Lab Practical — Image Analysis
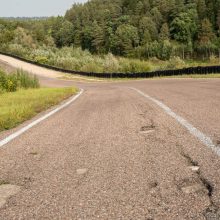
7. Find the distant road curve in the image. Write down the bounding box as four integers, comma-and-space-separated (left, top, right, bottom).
0, 54, 61, 78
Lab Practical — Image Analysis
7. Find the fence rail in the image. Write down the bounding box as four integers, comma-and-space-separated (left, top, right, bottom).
1, 51, 220, 78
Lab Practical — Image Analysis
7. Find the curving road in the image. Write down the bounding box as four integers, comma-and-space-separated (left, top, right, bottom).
0, 54, 220, 219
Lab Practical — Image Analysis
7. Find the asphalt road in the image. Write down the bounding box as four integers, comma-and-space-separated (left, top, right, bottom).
0, 55, 220, 219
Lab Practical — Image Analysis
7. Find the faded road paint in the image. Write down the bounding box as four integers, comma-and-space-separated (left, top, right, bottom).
131, 87, 220, 156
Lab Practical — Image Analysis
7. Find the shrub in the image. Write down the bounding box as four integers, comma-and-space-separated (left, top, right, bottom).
7, 43, 30, 57
209, 55, 220, 64
16, 69, 40, 89
119, 58, 152, 73
165, 56, 186, 69
80, 62, 103, 73
34, 56, 48, 64
0, 69, 39, 93
0, 70, 17, 92
103, 53, 119, 73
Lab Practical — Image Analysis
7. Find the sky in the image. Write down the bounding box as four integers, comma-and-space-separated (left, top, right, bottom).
0, 0, 88, 17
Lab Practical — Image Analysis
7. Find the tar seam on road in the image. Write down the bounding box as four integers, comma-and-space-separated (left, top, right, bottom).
131, 87, 220, 156
0, 89, 84, 148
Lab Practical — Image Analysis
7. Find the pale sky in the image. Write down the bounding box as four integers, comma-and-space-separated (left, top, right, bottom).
0, 0, 88, 17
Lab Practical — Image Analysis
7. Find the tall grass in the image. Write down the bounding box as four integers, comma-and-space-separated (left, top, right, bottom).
3, 45, 158, 73
0, 69, 39, 93
0, 87, 77, 131
3, 43, 220, 74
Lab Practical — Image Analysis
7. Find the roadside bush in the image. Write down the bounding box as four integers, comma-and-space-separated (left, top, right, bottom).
34, 56, 48, 64
209, 55, 220, 64
119, 58, 152, 73
0, 69, 39, 93
0, 70, 17, 92
165, 56, 186, 69
7, 43, 30, 58
103, 53, 119, 73
80, 62, 104, 73
16, 69, 40, 89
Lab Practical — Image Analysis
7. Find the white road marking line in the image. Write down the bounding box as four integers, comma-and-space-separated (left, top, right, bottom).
0, 89, 84, 148
131, 87, 220, 156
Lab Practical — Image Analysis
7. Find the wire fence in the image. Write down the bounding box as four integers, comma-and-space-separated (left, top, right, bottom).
1, 51, 220, 78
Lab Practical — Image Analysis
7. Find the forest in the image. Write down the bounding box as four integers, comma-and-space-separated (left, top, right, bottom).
0, 0, 220, 73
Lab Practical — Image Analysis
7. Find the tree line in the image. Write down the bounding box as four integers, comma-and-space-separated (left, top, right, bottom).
0, 0, 220, 61
64, 0, 220, 60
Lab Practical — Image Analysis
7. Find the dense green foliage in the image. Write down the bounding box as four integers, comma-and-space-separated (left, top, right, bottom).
65, 0, 220, 59
0, 69, 39, 92
0, 0, 220, 73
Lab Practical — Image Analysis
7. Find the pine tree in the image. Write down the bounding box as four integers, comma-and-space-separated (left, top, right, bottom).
92, 21, 105, 53
198, 18, 215, 45
197, 0, 207, 20
217, 9, 220, 30
159, 23, 170, 41
151, 7, 163, 29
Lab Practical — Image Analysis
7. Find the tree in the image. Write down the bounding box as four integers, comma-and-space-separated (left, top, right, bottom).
198, 18, 215, 45
170, 10, 198, 44
217, 9, 220, 30
135, 1, 144, 15
151, 7, 163, 29
197, 0, 207, 20
91, 21, 105, 53
198, 18, 216, 57
139, 17, 158, 42
159, 23, 170, 41
51, 17, 74, 47
114, 24, 139, 56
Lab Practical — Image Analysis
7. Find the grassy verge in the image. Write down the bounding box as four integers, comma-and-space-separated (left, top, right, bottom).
0, 87, 78, 131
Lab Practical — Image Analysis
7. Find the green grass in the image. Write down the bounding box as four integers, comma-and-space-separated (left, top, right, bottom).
0, 69, 39, 92
0, 87, 78, 131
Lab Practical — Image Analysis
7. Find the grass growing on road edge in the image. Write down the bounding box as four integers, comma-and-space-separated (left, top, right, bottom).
0, 69, 39, 93
0, 87, 78, 131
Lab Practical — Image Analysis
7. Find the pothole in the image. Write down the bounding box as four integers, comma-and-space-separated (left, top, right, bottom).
0, 184, 21, 208
149, 181, 158, 189
140, 125, 155, 134
181, 183, 206, 194
204, 205, 220, 220
182, 153, 198, 166
180, 153, 219, 219
179, 178, 208, 195
200, 178, 213, 197
29, 152, 38, 156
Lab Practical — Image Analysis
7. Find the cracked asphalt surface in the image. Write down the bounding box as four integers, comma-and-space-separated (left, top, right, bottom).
0, 55, 220, 219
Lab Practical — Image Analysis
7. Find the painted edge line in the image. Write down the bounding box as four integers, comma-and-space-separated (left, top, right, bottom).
0, 89, 84, 148
131, 87, 220, 156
